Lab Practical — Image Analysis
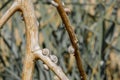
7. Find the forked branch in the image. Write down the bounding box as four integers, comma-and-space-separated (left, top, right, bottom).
0, 1, 20, 29
0, 0, 69, 80
33, 49, 69, 80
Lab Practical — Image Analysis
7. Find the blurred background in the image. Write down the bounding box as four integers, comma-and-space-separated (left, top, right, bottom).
0, 0, 120, 80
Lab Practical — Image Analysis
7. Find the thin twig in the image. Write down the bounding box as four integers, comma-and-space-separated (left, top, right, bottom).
53, 0, 87, 80
0, 1, 19, 29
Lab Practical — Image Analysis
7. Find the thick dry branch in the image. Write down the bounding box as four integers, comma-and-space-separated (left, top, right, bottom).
33, 50, 69, 80
53, 0, 87, 80
0, 1, 19, 29
20, 0, 68, 80
20, 0, 40, 80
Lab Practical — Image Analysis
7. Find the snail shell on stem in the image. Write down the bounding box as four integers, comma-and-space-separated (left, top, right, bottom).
42, 48, 50, 56
50, 55, 58, 64
68, 45, 75, 54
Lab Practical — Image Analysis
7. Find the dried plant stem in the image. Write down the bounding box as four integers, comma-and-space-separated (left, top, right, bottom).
53, 0, 87, 80
0, 0, 69, 80
17, 0, 40, 79
0, 1, 19, 29
34, 50, 69, 80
